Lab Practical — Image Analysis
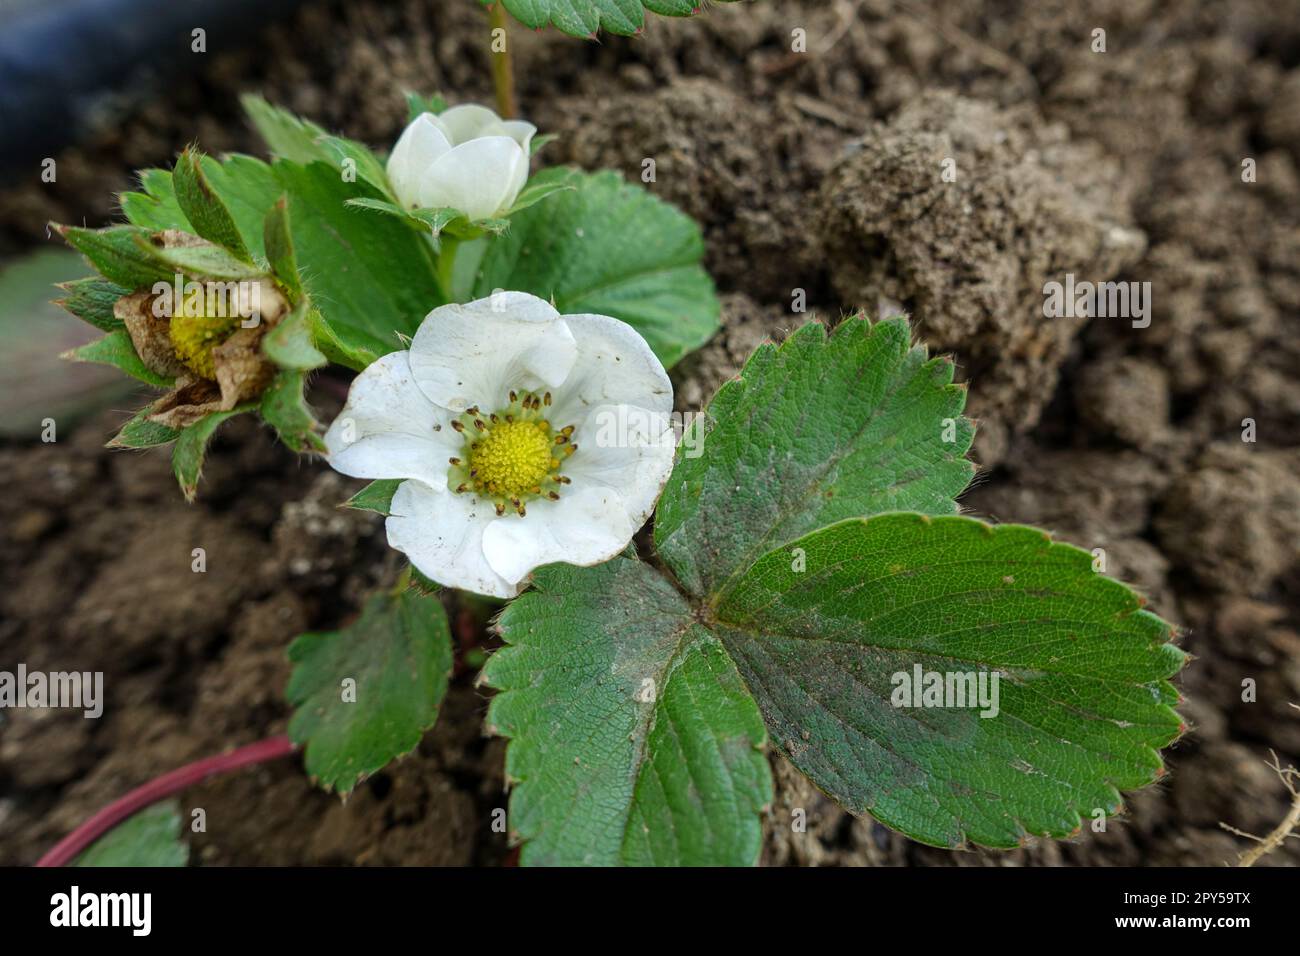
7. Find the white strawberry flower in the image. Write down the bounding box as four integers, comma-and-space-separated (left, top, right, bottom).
386, 105, 536, 221
325, 292, 676, 598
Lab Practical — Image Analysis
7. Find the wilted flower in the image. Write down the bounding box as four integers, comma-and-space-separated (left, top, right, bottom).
113, 233, 288, 429
386, 105, 536, 221
324, 292, 675, 598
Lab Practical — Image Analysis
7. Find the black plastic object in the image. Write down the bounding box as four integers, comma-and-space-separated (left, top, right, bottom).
0, 0, 308, 177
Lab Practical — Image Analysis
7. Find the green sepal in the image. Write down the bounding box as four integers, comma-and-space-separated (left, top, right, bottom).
107, 403, 181, 449
172, 407, 250, 501
62, 330, 172, 387
405, 91, 448, 122
54, 223, 174, 289
262, 196, 304, 301
54, 277, 130, 332
344, 478, 402, 516
130, 233, 264, 282
259, 368, 325, 453
172, 147, 253, 261
262, 300, 327, 370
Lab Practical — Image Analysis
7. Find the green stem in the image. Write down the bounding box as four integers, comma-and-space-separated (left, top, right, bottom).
488, 4, 518, 119
434, 235, 461, 302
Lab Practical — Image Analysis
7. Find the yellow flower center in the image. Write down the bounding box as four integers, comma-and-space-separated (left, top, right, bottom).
446, 390, 577, 516
469, 420, 553, 497
168, 290, 241, 380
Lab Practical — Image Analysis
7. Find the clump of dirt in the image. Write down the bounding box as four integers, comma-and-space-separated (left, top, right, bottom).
2, 0, 1299, 867
817, 91, 1146, 467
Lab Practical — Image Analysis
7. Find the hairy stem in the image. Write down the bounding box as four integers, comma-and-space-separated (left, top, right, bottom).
488, 3, 517, 119
36, 735, 296, 867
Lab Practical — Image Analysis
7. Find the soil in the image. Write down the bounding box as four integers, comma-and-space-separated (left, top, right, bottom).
2, 0, 1298, 866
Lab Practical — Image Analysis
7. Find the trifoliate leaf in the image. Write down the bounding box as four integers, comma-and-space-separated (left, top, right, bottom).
343, 478, 403, 516
286, 588, 453, 794
655, 316, 975, 597
173, 148, 252, 261
54, 277, 129, 332
107, 403, 181, 449
172, 408, 248, 501
473, 168, 719, 367
485, 555, 771, 866
709, 514, 1185, 849
74, 801, 188, 867
62, 330, 173, 387
485, 0, 738, 37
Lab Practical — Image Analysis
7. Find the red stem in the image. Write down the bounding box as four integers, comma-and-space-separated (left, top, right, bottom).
35, 734, 296, 867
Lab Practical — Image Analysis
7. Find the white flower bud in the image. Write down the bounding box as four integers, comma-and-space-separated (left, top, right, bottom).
386, 105, 536, 221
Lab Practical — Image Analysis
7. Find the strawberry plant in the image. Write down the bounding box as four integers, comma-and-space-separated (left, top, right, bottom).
37, 9, 1184, 869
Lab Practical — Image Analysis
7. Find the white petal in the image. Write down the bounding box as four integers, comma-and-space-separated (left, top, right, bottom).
324, 351, 459, 488
386, 114, 452, 210
501, 119, 537, 153
567, 403, 676, 525
433, 104, 507, 145
547, 312, 674, 425
417, 137, 524, 220
480, 485, 635, 587
502, 145, 531, 212
386, 480, 517, 598
408, 293, 577, 412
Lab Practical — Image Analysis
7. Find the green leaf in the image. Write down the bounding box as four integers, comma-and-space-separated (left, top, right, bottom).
262, 196, 304, 301
405, 91, 448, 122
173, 149, 252, 260
62, 330, 172, 387
107, 404, 181, 449
287, 589, 453, 794
272, 161, 444, 366
655, 316, 975, 598
260, 369, 324, 453
485, 555, 771, 866
344, 478, 403, 515
55, 277, 129, 332
262, 301, 327, 370
172, 408, 247, 501
473, 168, 719, 367
241, 94, 333, 165
55, 224, 174, 289
74, 801, 188, 867
709, 514, 1185, 849
485, 0, 737, 37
